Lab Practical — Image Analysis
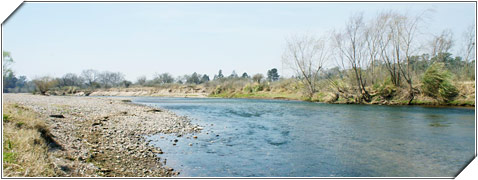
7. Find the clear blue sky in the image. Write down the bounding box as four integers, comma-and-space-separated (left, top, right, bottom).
2, 2, 476, 81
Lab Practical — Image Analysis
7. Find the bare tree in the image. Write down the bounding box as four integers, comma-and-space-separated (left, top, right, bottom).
252, 73, 264, 84
333, 13, 371, 102
377, 11, 423, 104
153, 73, 174, 84
59, 73, 83, 87
33, 76, 58, 95
462, 23, 476, 63
396, 12, 423, 104
364, 15, 386, 85
430, 29, 454, 60
461, 23, 476, 80
282, 33, 329, 98
97, 71, 124, 88
110, 72, 125, 87
81, 69, 99, 87
136, 76, 147, 86
376, 12, 402, 86
97, 72, 111, 88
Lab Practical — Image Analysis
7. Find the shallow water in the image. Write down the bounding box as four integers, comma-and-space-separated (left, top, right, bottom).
133, 97, 475, 177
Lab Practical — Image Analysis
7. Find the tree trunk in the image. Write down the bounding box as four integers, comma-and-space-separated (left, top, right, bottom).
406, 81, 415, 105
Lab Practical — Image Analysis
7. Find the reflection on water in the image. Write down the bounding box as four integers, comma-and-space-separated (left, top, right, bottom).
134, 97, 475, 177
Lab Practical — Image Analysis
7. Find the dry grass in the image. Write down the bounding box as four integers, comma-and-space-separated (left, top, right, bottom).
455, 81, 475, 98
2, 103, 56, 177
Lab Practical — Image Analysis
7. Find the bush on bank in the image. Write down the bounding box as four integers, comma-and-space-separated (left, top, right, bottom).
422, 63, 458, 102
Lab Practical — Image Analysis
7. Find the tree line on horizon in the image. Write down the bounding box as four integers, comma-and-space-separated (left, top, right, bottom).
2, 54, 281, 94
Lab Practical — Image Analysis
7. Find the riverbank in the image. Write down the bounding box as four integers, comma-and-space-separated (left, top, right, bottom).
3, 93, 201, 177
88, 87, 209, 97
201, 90, 475, 107
210, 92, 475, 106
83, 89, 475, 107
54, 80, 474, 107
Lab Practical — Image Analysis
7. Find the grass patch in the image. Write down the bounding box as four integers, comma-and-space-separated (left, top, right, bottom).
448, 100, 475, 106
3, 114, 11, 122
409, 99, 434, 105
3, 140, 16, 163
2, 103, 56, 177
15, 122, 25, 128
3, 152, 16, 163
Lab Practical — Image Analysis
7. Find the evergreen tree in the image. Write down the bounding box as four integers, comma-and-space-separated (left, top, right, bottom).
214, 70, 224, 80
187, 72, 201, 84
241, 72, 249, 79
229, 70, 239, 79
201, 74, 210, 83
267, 68, 280, 81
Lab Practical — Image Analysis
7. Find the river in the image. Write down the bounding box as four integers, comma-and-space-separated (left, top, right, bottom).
133, 97, 475, 177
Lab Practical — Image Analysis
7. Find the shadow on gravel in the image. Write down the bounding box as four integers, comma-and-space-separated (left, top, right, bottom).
35, 124, 63, 151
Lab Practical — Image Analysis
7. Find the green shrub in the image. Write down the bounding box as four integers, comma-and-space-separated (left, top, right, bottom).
253, 83, 264, 92
243, 84, 253, 93
16, 122, 25, 128
422, 62, 458, 101
372, 83, 381, 91
438, 81, 458, 100
213, 85, 223, 95
264, 83, 271, 91
33, 76, 58, 95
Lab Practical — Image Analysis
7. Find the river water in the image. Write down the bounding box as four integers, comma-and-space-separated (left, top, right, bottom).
133, 97, 475, 177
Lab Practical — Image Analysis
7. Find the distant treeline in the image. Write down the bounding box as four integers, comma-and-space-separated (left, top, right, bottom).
2, 53, 281, 95
2, 10, 475, 105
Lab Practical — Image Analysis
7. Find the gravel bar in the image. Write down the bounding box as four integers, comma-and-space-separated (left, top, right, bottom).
3, 93, 200, 177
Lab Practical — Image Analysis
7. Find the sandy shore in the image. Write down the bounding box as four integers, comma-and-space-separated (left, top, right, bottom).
88, 87, 209, 97
3, 93, 200, 177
